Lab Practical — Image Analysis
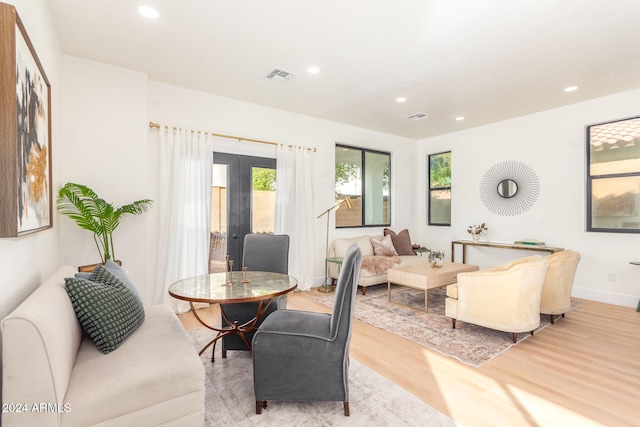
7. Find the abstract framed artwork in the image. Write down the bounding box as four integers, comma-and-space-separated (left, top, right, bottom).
0, 4, 52, 237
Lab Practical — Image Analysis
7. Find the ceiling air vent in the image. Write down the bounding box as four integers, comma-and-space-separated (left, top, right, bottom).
266, 68, 296, 82
406, 113, 431, 120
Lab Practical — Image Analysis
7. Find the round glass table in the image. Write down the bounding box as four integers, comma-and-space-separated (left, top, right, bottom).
169, 271, 298, 361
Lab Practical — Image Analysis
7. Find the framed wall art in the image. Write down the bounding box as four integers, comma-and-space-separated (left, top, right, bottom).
0, 3, 52, 237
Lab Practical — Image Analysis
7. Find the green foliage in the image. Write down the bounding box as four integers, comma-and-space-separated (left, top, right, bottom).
335, 162, 360, 187
57, 183, 153, 263
383, 166, 390, 190
252, 168, 276, 191
430, 152, 451, 189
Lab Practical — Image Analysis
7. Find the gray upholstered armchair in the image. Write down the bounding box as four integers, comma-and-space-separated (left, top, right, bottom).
220, 234, 289, 357
252, 243, 362, 416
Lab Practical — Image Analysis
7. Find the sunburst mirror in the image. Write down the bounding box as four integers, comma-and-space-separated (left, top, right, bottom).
480, 161, 539, 216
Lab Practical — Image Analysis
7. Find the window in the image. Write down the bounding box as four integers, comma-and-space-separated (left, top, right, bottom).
428, 151, 451, 226
335, 144, 390, 227
587, 116, 640, 233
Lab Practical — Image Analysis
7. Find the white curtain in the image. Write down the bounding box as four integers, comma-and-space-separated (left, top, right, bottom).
275, 144, 316, 291
153, 125, 213, 313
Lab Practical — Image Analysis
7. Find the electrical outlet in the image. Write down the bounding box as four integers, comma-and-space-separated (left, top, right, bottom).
608, 273, 616, 282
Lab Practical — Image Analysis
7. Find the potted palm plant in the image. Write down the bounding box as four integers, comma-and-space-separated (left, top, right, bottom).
57, 182, 153, 268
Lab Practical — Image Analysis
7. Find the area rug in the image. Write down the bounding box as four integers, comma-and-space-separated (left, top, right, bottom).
315, 285, 584, 368
189, 328, 459, 427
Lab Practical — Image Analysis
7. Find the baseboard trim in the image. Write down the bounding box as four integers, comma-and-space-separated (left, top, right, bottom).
572, 286, 638, 309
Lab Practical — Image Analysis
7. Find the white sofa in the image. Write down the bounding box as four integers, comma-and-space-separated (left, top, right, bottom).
329, 235, 430, 295
1, 266, 205, 427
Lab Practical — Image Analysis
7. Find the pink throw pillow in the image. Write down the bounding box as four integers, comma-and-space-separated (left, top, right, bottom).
371, 235, 398, 256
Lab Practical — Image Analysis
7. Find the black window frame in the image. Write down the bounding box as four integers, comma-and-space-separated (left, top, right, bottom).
586, 115, 640, 233
428, 151, 452, 226
335, 144, 391, 228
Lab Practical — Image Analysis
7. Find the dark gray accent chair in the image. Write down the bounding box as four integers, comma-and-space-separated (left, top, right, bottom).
252, 243, 362, 416
220, 234, 289, 357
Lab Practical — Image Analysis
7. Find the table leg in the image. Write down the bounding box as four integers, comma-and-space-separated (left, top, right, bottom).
189, 299, 273, 362
424, 289, 428, 312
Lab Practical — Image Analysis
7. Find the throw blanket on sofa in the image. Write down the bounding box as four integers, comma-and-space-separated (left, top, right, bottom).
361, 255, 401, 275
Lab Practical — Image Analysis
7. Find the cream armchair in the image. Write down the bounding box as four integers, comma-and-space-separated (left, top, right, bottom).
540, 250, 581, 324
445, 255, 550, 343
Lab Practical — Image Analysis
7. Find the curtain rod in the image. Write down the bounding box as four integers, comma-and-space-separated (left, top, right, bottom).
149, 121, 316, 152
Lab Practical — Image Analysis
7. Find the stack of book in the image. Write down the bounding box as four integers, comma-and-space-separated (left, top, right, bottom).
514, 239, 545, 246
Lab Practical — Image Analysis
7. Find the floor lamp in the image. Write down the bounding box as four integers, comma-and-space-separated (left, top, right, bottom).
317, 196, 353, 293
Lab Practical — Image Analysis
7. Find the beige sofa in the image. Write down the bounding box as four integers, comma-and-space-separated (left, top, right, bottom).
1, 266, 205, 426
329, 235, 429, 295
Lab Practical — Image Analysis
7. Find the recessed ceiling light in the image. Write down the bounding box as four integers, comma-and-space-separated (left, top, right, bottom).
396, 97, 407, 103
564, 86, 579, 92
455, 116, 465, 121
307, 67, 320, 74
138, 5, 160, 19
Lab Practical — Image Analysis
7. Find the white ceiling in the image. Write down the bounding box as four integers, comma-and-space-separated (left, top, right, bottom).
48, 0, 640, 140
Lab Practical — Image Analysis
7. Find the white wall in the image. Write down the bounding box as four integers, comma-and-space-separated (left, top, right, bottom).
0, 0, 62, 405
147, 81, 418, 289
0, 0, 62, 322
59, 59, 640, 307
60, 56, 151, 299
57, 64, 417, 300
416, 89, 640, 308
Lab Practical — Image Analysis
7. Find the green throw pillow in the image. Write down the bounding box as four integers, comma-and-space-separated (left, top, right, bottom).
74, 261, 143, 301
65, 274, 145, 354
88, 264, 125, 287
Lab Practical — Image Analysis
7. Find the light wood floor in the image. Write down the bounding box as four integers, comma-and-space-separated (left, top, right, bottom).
178, 288, 640, 427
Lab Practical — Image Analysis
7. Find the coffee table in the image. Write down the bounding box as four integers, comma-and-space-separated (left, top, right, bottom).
387, 261, 479, 312
169, 271, 297, 361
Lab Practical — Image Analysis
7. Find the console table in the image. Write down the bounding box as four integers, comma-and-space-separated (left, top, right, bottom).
451, 240, 564, 263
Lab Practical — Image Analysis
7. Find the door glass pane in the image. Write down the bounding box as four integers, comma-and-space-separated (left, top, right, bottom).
335, 146, 363, 227
251, 167, 276, 234
210, 164, 228, 273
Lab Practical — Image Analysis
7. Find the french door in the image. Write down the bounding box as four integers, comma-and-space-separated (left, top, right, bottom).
210, 153, 276, 272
